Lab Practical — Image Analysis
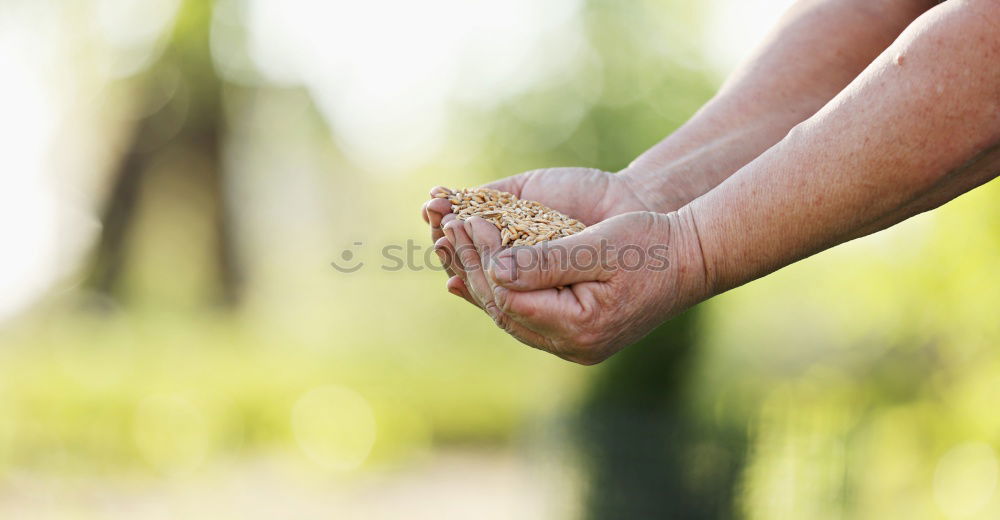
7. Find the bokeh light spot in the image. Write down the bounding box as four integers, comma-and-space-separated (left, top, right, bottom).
933, 442, 998, 518
133, 394, 210, 476
292, 385, 377, 472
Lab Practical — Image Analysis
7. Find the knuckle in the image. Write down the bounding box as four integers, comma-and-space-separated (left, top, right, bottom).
438, 253, 457, 272
510, 298, 535, 320
636, 210, 659, 229
576, 300, 598, 326
543, 244, 565, 267
573, 302, 609, 339
443, 220, 462, 233
522, 168, 549, 180
538, 248, 565, 284
595, 281, 629, 316
488, 306, 516, 334
458, 247, 480, 268
493, 287, 512, 313
500, 291, 533, 319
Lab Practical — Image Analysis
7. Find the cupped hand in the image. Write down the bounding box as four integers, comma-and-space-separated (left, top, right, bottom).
464, 209, 710, 365
420, 167, 655, 305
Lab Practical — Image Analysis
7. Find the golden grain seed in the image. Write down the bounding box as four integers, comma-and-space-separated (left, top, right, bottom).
443, 187, 586, 248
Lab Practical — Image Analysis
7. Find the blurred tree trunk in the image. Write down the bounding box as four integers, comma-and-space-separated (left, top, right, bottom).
576, 309, 747, 519
85, 0, 240, 306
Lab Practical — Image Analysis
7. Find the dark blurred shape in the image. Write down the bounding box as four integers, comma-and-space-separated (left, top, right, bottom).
557, 2, 746, 516
576, 309, 746, 519
86, 0, 241, 306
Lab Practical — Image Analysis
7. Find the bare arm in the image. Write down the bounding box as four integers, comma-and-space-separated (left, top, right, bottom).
843, 142, 1000, 241
623, 0, 939, 211
467, 0, 998, 365
688, 0, 1000, 296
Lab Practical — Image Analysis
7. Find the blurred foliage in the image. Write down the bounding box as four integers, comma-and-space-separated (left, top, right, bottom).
0, 306, 580, 473
700, 178, 1000, 519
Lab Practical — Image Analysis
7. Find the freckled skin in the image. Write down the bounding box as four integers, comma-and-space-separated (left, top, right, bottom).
423, 0, 1000, 364
693, 0, 1000, 295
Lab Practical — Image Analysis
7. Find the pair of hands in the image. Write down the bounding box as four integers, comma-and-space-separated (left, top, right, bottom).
420, 168, 708, 364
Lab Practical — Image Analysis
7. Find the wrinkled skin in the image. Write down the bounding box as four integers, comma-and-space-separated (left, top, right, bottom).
420, 168, 705, 364
419, 167, 659, 304
466, 211, 707, 365
415, 1, 1000, 365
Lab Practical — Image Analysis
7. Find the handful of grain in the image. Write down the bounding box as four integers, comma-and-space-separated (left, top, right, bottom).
434, 187, 586, 247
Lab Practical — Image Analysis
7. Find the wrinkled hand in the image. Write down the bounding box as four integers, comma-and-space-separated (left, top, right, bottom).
464, 210, 708, 364
419, 167, 653, 304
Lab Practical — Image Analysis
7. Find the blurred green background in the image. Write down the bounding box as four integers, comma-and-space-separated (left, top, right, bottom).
0, 0, 997, 518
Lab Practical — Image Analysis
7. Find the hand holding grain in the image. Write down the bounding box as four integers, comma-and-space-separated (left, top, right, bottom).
420, 167, 656, 304
466, 209, 709, 365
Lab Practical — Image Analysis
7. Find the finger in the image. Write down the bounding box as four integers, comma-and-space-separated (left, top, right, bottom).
493, 284, 615, 365
490, 293, 596, 364
465, 216, 503, 292
426, 197, 452, 234
446, 275, 476, 305
442, 219, 470, 287
445, 217, 565, 355
492, 283, 587, 333
488, 231, 615, 291
440, 214, 461, 277
491, 308, 567, 360
449, 216, 582, 360
426, 197, 452, 221
427, 186, 453, 236
429, 186, 452, 198
445, 236, 565, 355
481, 175, 525, 197
434, 236, 459, 278
446, 218, 495, 311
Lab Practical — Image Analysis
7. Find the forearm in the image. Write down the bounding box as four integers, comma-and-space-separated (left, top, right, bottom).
843, 142, 1000, 241
623, 0, 937, 211
688, 0, 1000, 296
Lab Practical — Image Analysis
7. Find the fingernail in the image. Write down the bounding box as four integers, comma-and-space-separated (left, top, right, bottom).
465, 221, 475, 241
434, 247, 448, 266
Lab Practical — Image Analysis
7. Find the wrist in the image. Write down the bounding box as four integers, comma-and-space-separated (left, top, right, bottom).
619, 165, 704, 214
621, 112, 805, 214
620, 129, 750, 213
661, 207, 715, 313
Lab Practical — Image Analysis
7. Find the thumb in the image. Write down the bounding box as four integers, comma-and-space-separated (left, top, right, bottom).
488, 231, 614, 290
481, 175, 525, 198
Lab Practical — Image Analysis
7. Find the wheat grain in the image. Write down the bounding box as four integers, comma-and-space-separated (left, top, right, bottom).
436, 187, 586, 247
